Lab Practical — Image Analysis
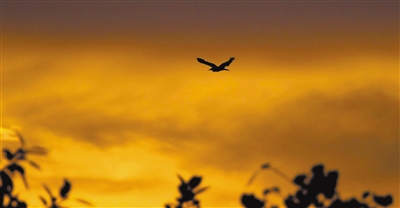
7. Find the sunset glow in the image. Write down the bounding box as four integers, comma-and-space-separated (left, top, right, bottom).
2, 1, 399, 208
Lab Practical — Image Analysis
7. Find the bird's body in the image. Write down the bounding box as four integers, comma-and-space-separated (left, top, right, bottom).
197, 57, 235, 72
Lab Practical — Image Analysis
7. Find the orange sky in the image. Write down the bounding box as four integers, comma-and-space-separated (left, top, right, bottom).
1, 1, 399, 208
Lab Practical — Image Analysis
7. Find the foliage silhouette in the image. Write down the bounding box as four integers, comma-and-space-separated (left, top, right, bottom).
1, 128, 92, 208
242, 163, 394, 208
1, 129, 47, 208
39, 179, 92, 208
165, 175, 209, 208
2, 128, 394, 208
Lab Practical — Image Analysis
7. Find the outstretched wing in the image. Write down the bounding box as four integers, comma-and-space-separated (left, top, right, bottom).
197, 58, 217, 68
218, 57, 235, 68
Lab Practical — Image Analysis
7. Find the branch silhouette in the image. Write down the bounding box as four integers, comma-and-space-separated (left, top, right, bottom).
1, 128, 92, 208
2, 128, 393, 208
241, 163, 394, 208
165, 175, 209, 208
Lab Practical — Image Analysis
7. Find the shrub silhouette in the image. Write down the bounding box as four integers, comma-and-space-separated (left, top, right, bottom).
39, 179, 92, 208
3, 128, 393, 208
1, 128, 92, 208
1, 129, 47, 208
165, 175, 209, 208
242, 163, 394, 208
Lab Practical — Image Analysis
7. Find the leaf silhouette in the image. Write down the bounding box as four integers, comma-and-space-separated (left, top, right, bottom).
241, 194, 265, 208
179, 189, 195, 202
28, 160, 41, 170
323, 171, 338, 199
1, 171, 13, 194
293, 174, 307, 187
43, 184, 53, 197
76, 198, 93, 206
7, 163, 29, 188
261, 163, 270, 169
15, 148, 26, 160
188, 176, 202, 189
21, 175, 29, 189
194, 186, 209, 195
3, 149, 14, 160
362, 191, 370, 199
272, 186, 280, 193
373, 194, 393, 206
60, 179, 71, 199
13, 129, 26, 147
39, 195, 47, 205
193, 199, 199, 206
178, 183, 189, 195
8, 163, 24, 174
263, 189, 271, 195
28, 146, 49, 156
177, 174, 186, 185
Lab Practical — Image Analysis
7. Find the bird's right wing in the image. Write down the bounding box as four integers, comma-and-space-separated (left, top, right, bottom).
197, 58, 217, 68
219, 57, 235, 68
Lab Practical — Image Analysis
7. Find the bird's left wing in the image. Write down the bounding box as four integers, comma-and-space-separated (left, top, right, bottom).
219, 57, 235, 68
197, 58, 217, 68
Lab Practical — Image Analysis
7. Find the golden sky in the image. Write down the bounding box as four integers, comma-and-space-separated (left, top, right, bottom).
1, 1, 399, 207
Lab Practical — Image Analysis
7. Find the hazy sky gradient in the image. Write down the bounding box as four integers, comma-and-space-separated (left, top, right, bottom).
2, 1, 399, 207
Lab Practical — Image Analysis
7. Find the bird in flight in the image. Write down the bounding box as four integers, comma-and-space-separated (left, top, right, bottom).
197, 57, 235, 72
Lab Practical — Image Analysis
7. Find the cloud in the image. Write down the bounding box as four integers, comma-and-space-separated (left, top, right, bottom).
2, 2, 398, 206
187, 87, 399, 170
2, 27, 398, 207
165, 87, 398, 206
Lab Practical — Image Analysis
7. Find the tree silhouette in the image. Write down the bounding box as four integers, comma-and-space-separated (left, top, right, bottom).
1, 128, 92, 208
242, 163, 394, 208
39, 179, 93, 208
1, 129, 47, 208
165, 175, 209, 208
3, 128, 394, 208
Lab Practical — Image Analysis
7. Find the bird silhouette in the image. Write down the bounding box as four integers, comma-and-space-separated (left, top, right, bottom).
197, 57, 235, 72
